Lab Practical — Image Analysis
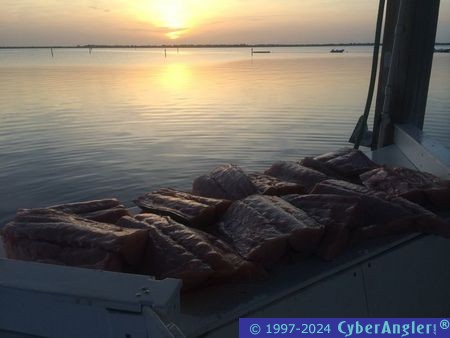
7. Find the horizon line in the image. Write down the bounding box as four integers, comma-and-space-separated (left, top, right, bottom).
1, 42, 449, 49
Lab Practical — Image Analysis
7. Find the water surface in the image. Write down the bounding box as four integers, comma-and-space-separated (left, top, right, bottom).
0, 46, 449, 223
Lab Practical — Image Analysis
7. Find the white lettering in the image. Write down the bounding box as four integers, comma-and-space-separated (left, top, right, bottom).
338, 321, 348, 337
355, 321, 364, 335
392, 324, 401, 334
402, 324, 410, 337
382, 321, 392, 334
374, 323, 381, 334
416, 324, 424, 334
346, 323, 354, 337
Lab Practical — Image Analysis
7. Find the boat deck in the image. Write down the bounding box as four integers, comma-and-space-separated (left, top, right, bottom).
1, 142, 449, 338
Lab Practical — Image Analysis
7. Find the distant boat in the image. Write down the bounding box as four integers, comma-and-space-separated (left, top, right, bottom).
330, 48, 345, 53
434, 48, 450, 53
251, 48, 271, 54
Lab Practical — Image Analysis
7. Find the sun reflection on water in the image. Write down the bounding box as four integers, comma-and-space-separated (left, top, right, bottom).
157, 63, 193, 90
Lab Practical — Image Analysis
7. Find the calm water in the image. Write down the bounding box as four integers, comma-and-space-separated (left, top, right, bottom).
0, 46, 449, 223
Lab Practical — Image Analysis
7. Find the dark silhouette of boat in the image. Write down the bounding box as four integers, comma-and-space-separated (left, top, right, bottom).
330, 48, 345, 53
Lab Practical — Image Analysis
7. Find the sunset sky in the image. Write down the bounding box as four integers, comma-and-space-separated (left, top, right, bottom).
1, 0, 449, 46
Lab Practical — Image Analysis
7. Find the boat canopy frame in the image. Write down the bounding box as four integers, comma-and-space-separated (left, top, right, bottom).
372, 0, 441, 148
366, 0, 449, 179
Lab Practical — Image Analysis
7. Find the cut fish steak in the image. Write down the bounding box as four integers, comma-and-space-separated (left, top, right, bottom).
360, 166, 450, 210
134, 188, 231, 228
283, 194, 363, 260
311, 179, 450, 240
118, 213, 265, 290
299, 157, 345, 180
1, 208, 148, 270
248, 173, 305, 196
217, 195, 325, 267
192, 164, 258, 200
308, 148, 379, 179
264, 161, 328, 192
49, 199, 131, 224
3, 237, 123, 271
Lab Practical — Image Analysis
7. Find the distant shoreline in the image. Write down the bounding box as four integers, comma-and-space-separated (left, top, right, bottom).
1, 42, 449, 49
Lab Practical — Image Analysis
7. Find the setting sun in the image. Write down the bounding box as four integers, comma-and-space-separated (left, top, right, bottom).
158, 1, 186, 29
153, 0, 188, 39
127, 0, 233, 41
132, 0, 200, 40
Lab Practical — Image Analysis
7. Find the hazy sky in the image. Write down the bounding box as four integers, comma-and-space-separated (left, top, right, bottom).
1, 0, 449, 46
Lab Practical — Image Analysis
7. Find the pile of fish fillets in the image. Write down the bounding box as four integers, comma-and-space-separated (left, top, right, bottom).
2, 148, 449, 290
